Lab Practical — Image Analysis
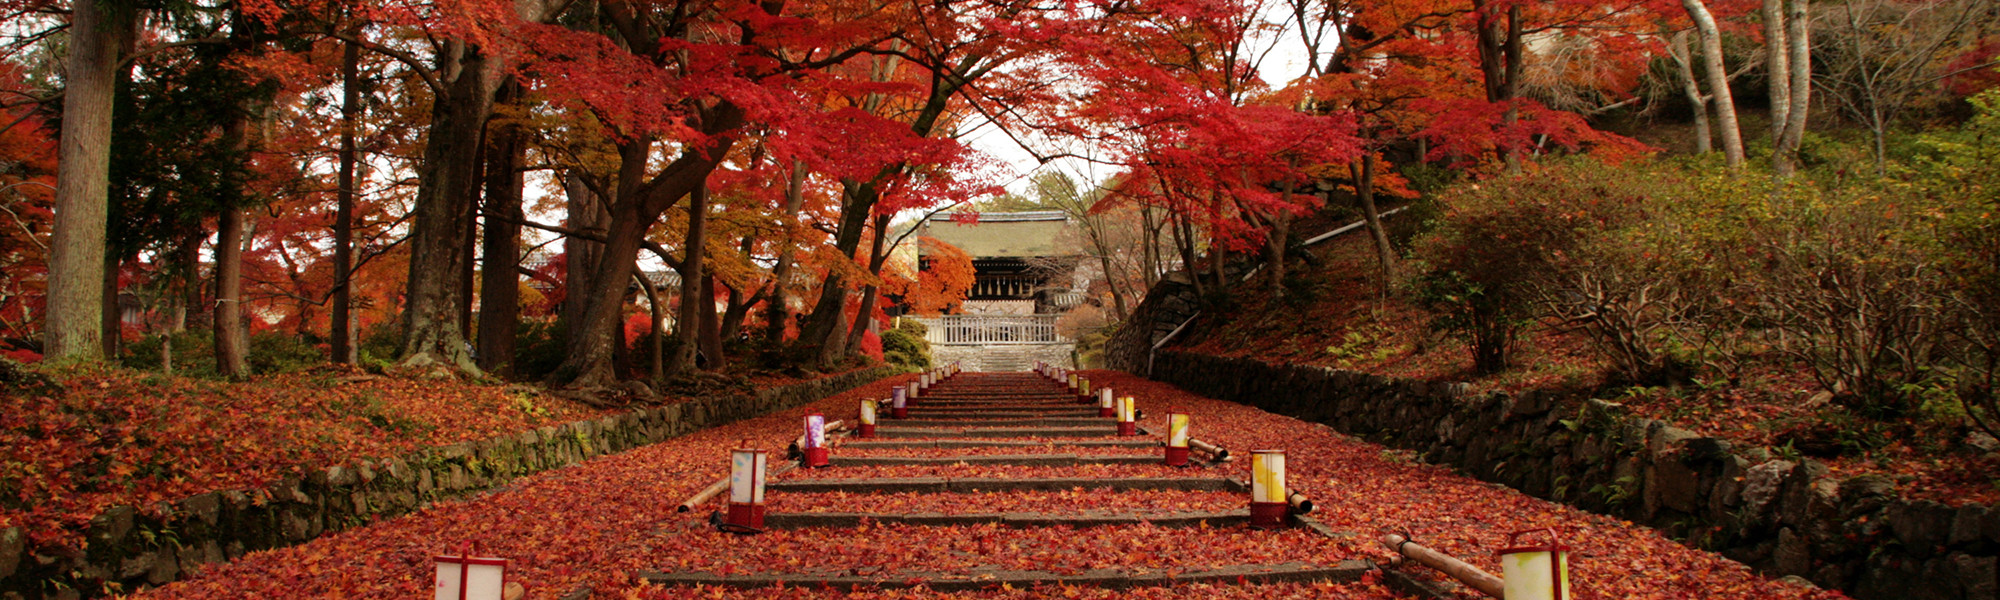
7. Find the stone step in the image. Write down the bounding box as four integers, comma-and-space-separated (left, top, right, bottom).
762, 509, 1249, 529
905, 408, 1100, 418
767, 476, 1242, 494
890, 418, 1112, 428
874, 426, 1126, 439
828, 454, 1161, 467
641, 561, 1372, 591
841, 439, 1159, 450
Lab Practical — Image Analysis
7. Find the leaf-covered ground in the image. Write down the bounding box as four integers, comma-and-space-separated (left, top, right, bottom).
0, 365, 866, 551
1178, 232, 2000, 507
126, 370, 1844, 599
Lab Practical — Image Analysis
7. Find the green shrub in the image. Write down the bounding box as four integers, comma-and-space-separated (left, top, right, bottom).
357, 320, 402, 372
248, 331, 326, 375
882, 319, 931, 371
121, 330, 220, 379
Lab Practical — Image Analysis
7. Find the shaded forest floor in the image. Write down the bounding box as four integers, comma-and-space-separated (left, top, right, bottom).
124, 370, 1841, 599
1173, 230, 2000, 507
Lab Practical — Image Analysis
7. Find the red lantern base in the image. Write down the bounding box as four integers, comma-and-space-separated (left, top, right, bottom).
726, 502, 766, 530
892, 407, 908, 419
1117, 421, 1137, 436
1077, 394, 1091, 404
858, 424, 876, 438
1249, 501, 1290, 529
802, 447, 829, 468
1164, 446, 1190, 467
1099, 406, 1115, 418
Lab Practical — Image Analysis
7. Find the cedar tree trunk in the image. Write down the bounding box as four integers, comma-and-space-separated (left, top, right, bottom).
46, 0, 132, 361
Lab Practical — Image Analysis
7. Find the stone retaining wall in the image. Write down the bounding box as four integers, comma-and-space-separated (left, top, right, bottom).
1147, 351, 1997, 600
0, 366, 894, 600
1102, 274, 1198, 375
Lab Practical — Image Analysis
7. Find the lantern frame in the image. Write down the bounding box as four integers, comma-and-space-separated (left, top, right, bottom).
1249, 449, 1288, 529
725, 448, 768, 531
800, 412, 829, 468
1164, 411, 1191, 466
1498, 528, 1572, 600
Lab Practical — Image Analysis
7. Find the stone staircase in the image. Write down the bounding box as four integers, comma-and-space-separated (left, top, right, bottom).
647, 372, 1372, 593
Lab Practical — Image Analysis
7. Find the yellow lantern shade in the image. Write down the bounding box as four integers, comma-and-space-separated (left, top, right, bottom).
1249, 449, 1288, 528
1163, 411, 1191, 466
1499, 529, 1572, 600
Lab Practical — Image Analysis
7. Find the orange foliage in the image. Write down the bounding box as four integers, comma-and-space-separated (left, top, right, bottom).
891, 237, 975, 316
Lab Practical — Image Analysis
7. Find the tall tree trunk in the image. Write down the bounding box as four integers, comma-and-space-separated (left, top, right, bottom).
637, 272, 664, 381
720, 236, 755, 340
332, 34, 360, 364
1474, 0, 1525, 172
476, 79, 524, 376
457, 161, 479, 341
215, 206, 248, 378
397, 42, 503, 375
561, 172, 604, 329
545, 103, 742, 388
801, 181, 880, 368
698, 275, 723, 369
1266, 181, 1293, 301
1774, 0, 1811, 176
1502, 5, 1524, 173
1683, 0, 1746, 168
845, 214, 891, 353
1140, 205, 1162, 289
1669, 31, 1715, 154
763, 160, 807, 343
665, 184, 710, 378
1170, 210, 1203, 298
1355, 152, 1398, 295
47, 0, 132, 362
1764, 0, 1791, 144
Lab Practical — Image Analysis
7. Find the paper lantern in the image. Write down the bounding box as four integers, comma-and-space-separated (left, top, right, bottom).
1116, 396, 1138, 436
726, 448, 767, 530
1250, 449, 1287, 529
1500, 529, 1572, 600
800, 413, 829, 468
1098, 388, 1115, 418
891, 387, 909, 419
859, 400, 878, 438
433, 551, 509, 600
1164, 411, 1191, 467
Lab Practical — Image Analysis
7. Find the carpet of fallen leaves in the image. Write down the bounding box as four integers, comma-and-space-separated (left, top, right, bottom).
125, 370, 1846, 600
1179, 232, 2000, 508
0, 367, 611, 549
831, 446, 1156, 458
0, 365, 872, 551
776, 463, 1192, 480
769, 489, 1243, 515
633, 520, 1355, 577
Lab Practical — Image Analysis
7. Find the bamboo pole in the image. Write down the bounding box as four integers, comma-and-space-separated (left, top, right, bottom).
1286, 490, 1315, 514
1189, 439, 1230, 461
676, 462, 799, 512
1380, 534, 1503, 598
